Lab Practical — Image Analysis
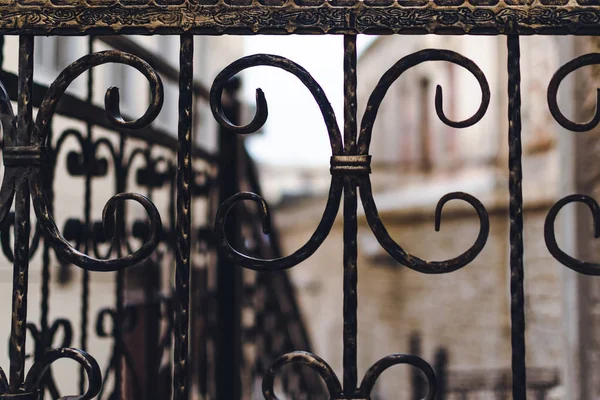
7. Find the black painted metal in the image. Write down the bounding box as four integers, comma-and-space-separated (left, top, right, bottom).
216, 79, 243, 400
0, 0, 596, 399
173, 33, 193, 400
507, 33, 526, 400
212, 37, 495, 400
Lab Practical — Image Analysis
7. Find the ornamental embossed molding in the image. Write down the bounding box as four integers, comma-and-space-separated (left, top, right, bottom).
1, 1, 600, 35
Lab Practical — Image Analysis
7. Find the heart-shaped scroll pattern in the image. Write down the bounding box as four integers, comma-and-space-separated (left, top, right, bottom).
262, 351, 436, 400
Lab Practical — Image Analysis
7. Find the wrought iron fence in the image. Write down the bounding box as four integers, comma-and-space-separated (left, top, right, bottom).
0, 33, 318, 399
0, 0, 596, 399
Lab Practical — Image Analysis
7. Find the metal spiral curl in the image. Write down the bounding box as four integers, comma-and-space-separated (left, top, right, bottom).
14, 50, 165, 272
352, 49, 490, 273
210, 50, 487, 398
360, 185, 490, 274
23, 348, 101, 400
210, 54, 343, 154
544, 194, 600, 275
262, 351, 436, 400
545, 57, 600, 273
31, 188, 162, 272
548, 53, 600, 132
357, 49, 491, 154
262, 351, 342, 400
33, 50, 164, 144
214, 185, 342, 271
212, 51, 491, 273
212, 54, 346, 272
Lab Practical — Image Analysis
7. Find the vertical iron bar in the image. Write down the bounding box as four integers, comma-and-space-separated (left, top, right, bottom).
0, 35, 4, 70
434, 348, 448, 400
80, 35, 94, 394
507, 34, 526, 400
342, 34, 358, 396
216, 80, 242, 400
410, 333, 426, 400
9, 35, 34, 393
115, 268, 124, 399
343, 34, 357, 154
115, 135, 126, 399
174, 33, 194, 400
38, 243, 50, 400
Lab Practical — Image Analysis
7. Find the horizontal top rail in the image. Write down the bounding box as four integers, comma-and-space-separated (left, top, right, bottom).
0, 1, 599, 35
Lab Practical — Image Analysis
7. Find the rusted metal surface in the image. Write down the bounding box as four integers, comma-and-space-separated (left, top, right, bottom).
173, 33, 193, 400
507, 33, 526, 400
0, 1, 600, 35
342, 34, 358, 398
9, 35, 34, 394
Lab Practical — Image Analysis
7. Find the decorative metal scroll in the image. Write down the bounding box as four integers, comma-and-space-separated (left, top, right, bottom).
0, 37, 163, 399
0, 0, 599, 397
0, 30, 323, 399
210, 35, 600, 400
544, 54, 600, 275
213, 39, 492, 399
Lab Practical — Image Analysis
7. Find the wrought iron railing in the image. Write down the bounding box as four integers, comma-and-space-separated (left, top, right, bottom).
0, 34, 316, 399
0, 0, 596, 399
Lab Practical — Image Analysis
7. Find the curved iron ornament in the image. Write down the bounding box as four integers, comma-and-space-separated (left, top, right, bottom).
0, 347, 101, 400
262, 351, 436, 400
358, 49, 490, 273
212, 54, 344, 272
29, 50, 164, 272
548, 53, 600, 132
0, 49, 165, 397
545, 195, 600, 275
213, 49, 491, 398
53, 128, 171, 262
0, 50, 163, 272
24, 348, 102, 400
213, 50, 490, 274
545, 54, 600, 275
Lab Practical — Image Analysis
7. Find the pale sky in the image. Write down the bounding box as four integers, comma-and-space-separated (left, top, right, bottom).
242, 36, 376, 167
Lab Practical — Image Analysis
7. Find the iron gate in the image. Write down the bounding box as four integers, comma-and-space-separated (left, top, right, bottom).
0, 0, 596, 399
